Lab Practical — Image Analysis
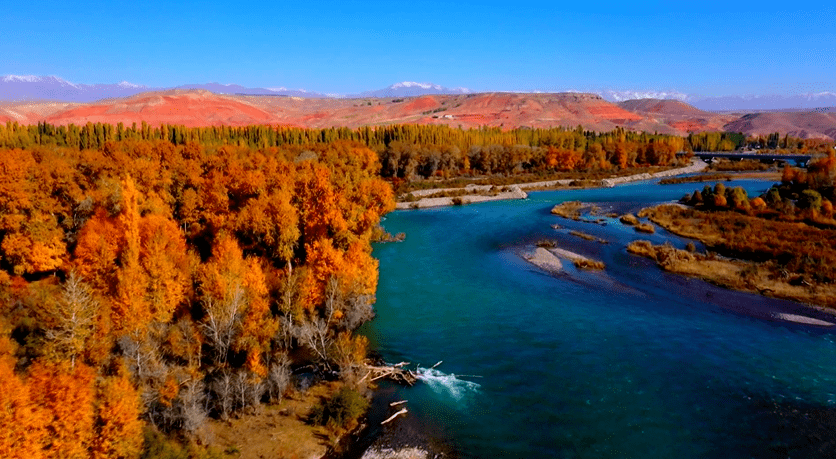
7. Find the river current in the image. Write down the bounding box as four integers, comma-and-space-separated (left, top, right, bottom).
362, 179, 836, 458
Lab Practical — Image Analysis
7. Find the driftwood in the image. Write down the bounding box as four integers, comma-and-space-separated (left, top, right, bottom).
365, 361, 419, 386
381, 408, 408, 425
389, 400, 408, 407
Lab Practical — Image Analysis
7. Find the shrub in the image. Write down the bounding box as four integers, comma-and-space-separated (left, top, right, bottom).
309, 387, 369, 429
635, 223, 655, 233
140, 427, 222, 459
798, 189, 823, 212
711, 194, 727, 208
619, 214, 639, 225
573, 259, 605, 270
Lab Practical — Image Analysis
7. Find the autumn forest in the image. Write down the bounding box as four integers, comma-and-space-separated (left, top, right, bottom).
0, 121, 833, 458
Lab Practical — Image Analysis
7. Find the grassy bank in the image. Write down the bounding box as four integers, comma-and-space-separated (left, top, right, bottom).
632, 205, 836, 309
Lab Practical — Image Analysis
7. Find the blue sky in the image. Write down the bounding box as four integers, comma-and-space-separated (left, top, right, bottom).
2, 0, 833, 96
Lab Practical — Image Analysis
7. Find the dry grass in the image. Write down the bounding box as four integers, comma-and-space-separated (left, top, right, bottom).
658, 173, 733, 185
569, 230, 608, 244
569, 230, 596, 241
709, 159, 771, 172
628, 203, 836, 309
634, 222, 655, 233
573, 259, 606, 270
209, 381, 349, 459
551, 201, 585, 219
619, 214, 639, 225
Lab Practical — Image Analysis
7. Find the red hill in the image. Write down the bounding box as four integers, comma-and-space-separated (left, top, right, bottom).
6, 90, 834, 140
723, 112, 836, 140
42, 90, 275, 127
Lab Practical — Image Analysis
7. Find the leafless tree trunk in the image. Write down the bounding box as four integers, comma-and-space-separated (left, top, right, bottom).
232, 370, 265, 414
341, 292, 374, 332
211, 370, 234, 421
200, 284, 245, 366
44, 271, 98, 367
178, 379, 208, 439
267, 353, 291, 403
292, 317, 332, 369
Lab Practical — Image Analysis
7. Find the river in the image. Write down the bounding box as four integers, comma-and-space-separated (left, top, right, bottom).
361, 178, 836, 458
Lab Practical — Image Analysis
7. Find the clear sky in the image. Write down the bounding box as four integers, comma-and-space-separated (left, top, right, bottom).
2, 0, 833, 96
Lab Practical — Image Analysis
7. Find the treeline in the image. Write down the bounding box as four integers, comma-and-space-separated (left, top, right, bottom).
1, 122, 687, 177
379, 131, 686, 180
0, 139, 394, 457
687, 131, 835, 153
678, 153, 836, 284
1, 121, 679, 153
683, 154, 836, 219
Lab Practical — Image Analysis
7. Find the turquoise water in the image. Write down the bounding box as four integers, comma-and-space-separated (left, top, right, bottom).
364, 179, 836, 458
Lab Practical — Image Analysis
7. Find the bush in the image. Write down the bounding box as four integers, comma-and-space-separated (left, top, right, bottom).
799, 189, 823, 211
635, 222, 655, 233
309, 387, 369, 429
619, 214, 639, 225
141, 427, 222, 459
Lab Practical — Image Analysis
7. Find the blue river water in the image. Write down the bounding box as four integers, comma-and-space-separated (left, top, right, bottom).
363, 179, 836, 458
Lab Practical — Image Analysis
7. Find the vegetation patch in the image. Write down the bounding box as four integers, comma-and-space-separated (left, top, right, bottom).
709, 159, 771, 172
659, 173, 733, 185
308, 386, 369, 431
634, 222, 655, 233
572, 259, 606, 270
634, 205, 836, 308
552, 201, 586, 219
619, 214, 639, 225
568, 230, 608, 244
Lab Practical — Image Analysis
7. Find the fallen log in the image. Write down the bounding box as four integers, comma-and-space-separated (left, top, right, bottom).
364, 362, 419, 386
381, 408, 408, 425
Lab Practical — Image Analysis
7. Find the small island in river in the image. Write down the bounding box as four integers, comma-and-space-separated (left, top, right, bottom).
626, 155, 836, 312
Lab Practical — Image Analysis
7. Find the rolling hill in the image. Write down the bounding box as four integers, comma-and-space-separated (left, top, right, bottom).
2, 89, 835, 140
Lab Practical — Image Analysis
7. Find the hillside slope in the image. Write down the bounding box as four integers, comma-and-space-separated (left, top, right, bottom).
618, 98, 737, 133
3, 90, 835, 140
722, 112, 836, 140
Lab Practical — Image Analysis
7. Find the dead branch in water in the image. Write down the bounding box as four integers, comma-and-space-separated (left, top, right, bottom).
381, 408, 408, 425
365, 361, 418, 386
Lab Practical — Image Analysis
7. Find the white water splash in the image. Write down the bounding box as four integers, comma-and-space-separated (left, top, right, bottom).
416, 367, 481, 401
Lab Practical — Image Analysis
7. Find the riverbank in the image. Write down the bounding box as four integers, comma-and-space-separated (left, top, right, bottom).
370, 175, 836, 459
396, 160, 708, 209
632, 204, 836, 311
207, 381, 345, 459
396, 184, 527, 209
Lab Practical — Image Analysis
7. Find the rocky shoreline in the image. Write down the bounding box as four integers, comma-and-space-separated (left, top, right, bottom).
396, 160, 708, 209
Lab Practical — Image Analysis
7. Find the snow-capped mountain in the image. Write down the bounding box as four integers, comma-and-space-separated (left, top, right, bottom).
3, 75, 833, 111
596, 89, 836, 111
353, 81, 472, 98
689, 93, 836, 112
597, 90, 689, 103
175, 83, 326, 98
0, 75, 150, 102
0, 75, 327, 102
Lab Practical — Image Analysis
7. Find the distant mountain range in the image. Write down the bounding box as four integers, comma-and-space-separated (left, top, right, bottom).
597, 89, 836, 112
351, 82, 472, 98
3, 89, 836, 141
1, 75, 834, 112
0, 75, 328, 102
686, 93, 836, 112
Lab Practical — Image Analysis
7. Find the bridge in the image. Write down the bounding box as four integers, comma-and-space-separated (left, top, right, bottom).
675, 151, 821, 167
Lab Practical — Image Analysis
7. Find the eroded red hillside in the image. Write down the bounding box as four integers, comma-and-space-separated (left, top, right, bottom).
43, 90, 275, 127
6, 90, 834, 140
